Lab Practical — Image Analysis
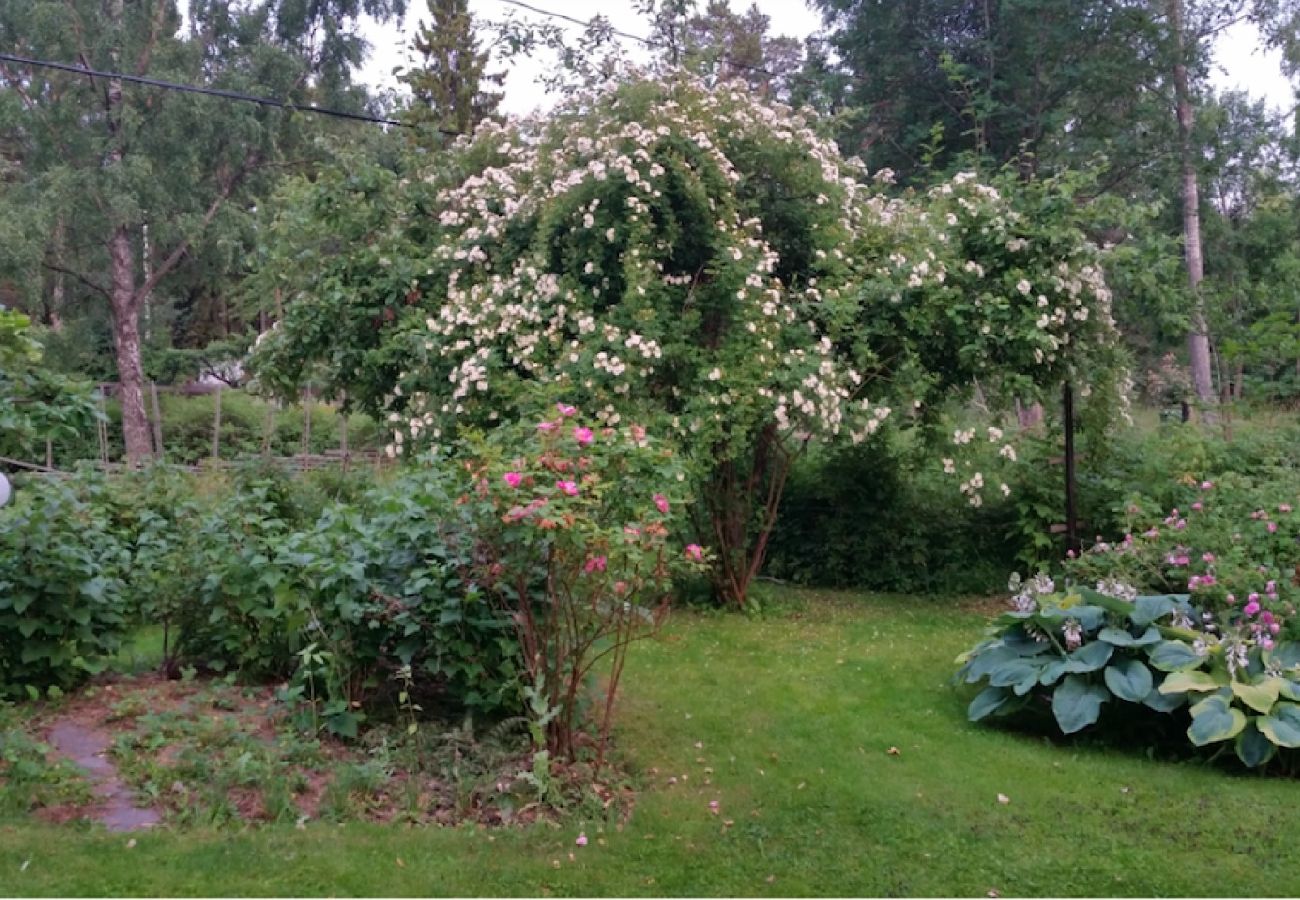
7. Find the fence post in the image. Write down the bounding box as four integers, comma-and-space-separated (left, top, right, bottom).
45, 439, 53, 470
150, 382, 164, 461
301, 384, 312, 457
96, 386, 109, 467
211, 385, 223, 461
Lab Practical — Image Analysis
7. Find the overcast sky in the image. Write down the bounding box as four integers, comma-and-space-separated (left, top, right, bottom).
357, 0, 1296, 119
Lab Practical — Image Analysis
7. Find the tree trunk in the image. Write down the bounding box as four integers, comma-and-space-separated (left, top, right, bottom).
110, 226, 153, 464
104, 0, 152, 465
1169, 0, 1216, 415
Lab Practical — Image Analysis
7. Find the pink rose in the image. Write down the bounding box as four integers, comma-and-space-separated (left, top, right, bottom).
575, 832, 588, 847
1202, 552, 1215, 563
556, 480, 579, 496
537, 421, 556, 432
583, 555, 607, 574
573, 426, 594, 446
556, 403, 577, 417
1267, 521, 1278, 533
503, 471, 523, 488
654, 493, 670, 515
1200, 481, 1214, 490
1244, 599, 1261, 617
684, 543, 704, 562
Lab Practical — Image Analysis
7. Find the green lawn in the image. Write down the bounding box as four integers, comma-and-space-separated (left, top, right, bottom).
5, 588, 1298, 896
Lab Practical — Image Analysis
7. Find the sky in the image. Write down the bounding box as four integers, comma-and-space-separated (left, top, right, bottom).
357, 0, 1296, 119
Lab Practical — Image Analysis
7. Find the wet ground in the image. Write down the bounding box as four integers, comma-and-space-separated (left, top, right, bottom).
46, 721, 163, 831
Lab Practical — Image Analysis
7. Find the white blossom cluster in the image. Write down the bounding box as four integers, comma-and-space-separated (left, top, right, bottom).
380, 74, 890, 458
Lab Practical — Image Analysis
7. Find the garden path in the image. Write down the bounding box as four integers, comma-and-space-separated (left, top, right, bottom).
47, 720, 162, 831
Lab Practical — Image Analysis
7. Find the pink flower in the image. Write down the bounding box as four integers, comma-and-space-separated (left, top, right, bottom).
1262, 636, 1276, 651
1267, 521, 1278, 533
653, 493, 670, 515
575, 832, 588, 847
1191, 502, 1203, 512
1281, 504, 1293, 514
584, 555, 607, 574
684, 543, 704, 562
537, 421, 556, 432
503, 471, 523, 488
1201, 481, 1214, 490
708, 800, 720, 814
1174, 519, 1187, 530
573, 426, 594, 446
1271, 623, 1282, 635
556, 480, 579, 496
556, 403, 577, 417
1202, 552, 1215, 563
1226, 593, 1237, 605
1244, 599, 1262, 617
614, 580, 628, 595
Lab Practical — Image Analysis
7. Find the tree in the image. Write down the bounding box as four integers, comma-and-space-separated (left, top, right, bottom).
400, 0, 503, 135
0, 0, 401, 464
251, 74, 1125, 607
680, 1, 804, 98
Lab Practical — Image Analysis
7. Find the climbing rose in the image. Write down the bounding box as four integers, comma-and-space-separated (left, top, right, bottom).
503, 472, 523, 488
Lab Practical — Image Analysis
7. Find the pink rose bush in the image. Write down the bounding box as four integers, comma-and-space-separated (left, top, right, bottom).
462, 407, 706, 767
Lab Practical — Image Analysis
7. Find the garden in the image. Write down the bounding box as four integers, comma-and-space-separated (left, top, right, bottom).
3, 2, 1300, 895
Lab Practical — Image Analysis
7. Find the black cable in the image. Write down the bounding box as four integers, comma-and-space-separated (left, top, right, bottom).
0, 51, 466, 134
490, 0, 856, 91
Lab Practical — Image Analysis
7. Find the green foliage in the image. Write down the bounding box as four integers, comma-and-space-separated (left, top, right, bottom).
457, 406, 701, 762
767, 431, 1016, 594
0, 475, 130, 699
959, 570, 1300, 769
0, 309, 99, 459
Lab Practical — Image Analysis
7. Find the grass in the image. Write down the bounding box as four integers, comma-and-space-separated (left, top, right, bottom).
5, 586, 1300, 896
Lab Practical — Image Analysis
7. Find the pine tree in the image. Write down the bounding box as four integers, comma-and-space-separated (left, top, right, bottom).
401, 0, 503, 135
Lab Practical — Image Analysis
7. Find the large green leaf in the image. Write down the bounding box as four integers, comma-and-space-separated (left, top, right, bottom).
1062, 640, 1113, 674
1148, 640, 1206, 672
988, 659, 1042, 689
1278, 680, 1300, 702
1130, 595, 1176, 627
1159, 670, 1221, 694
1038, 657, 1069, 686
1231, 678, 1281, 715
1097, 625, 1161, 648
1142, 687, 1187, 712
961, 646, 1021, 683
1187, 695, 1248, 746
1257, 703, 1300, 748
1236, 721, 1276, 768
1051, 675, 1109, 734
1104, 659, 1153, 703
968, 686, 1009, 722
1268, 642, 1300, 672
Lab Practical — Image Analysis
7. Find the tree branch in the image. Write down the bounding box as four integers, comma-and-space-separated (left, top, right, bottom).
135, 151, 259, 304
41, 261, 110, 299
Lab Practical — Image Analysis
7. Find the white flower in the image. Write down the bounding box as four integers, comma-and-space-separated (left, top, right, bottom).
1016, 279, 1032, 295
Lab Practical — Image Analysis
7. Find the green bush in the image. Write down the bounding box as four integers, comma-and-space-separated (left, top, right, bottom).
958, 580, 1300, 771
767, 432, 1017, 594
0, 474, 131, 699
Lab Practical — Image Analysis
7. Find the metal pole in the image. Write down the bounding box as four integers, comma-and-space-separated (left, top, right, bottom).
1063, 381, 1079, 557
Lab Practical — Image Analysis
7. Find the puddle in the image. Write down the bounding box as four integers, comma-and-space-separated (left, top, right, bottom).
47, 721, 163, 831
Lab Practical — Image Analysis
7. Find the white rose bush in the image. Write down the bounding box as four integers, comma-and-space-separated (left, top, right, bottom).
252, 73, 1127, 608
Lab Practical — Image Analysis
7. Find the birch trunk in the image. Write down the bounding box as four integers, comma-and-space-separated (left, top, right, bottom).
1169, 0, 1217, 415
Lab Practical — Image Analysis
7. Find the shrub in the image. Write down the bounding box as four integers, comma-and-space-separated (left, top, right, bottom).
460, 405, 700, 766
958, 577, 1300, 770
768, 434, 1016, 594
0, 475, 130, 699
277, 463, 521, 737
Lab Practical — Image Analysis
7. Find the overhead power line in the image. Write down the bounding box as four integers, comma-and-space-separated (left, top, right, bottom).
0, 51, 466, 134
489, 0, 851, 92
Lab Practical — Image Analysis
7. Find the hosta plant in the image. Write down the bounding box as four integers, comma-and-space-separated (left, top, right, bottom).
958, 574, 1300, 769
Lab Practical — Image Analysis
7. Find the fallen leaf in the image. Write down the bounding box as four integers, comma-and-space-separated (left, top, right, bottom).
988, 890, 1001, 898
395, 858, 405, 868
997, 793, 1010, 805
20, 859, 30, 872
887, 746, 901, 756
766, 875, 777, 884
126, 839, 137, 850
